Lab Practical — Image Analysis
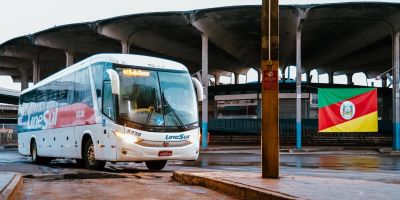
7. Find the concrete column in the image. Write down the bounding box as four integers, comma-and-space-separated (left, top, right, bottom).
214, 74, 220, 85
328, 72, 334, 84
121, 40, 130, 54
296, 24, 302, 150
65, 51, 74, 67
257, 69, 261, 118
306, 70, 311, 83
32, 60, 39, 84
234, 73, 240, 84
393, 31, 400, 150
201, 34, 209, 149
347, 74, 353, 85
261, 0, 279, 178
19, 69, 28, 91
381, 76, 387, 87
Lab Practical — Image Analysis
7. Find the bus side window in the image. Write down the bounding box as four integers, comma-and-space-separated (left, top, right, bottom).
103, 81, 115, 121
92, 62, 112, 110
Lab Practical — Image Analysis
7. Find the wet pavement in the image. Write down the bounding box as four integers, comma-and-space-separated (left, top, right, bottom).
0, 147, 400, 199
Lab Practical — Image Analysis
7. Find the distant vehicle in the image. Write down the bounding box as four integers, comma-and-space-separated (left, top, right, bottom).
17, 54, 203, 170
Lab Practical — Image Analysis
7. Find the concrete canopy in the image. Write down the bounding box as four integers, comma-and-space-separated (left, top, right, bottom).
97, 11, 248, 74
0, 2, 400, 85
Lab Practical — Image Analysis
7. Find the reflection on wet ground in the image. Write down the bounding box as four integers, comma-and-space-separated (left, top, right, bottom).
1, 148, 400, 174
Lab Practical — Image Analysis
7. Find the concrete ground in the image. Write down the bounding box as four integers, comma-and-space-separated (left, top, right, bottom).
174, 169, 400, 200
0, 146, 399, 199
18, 172, 233, 200
0, 171, 22, 200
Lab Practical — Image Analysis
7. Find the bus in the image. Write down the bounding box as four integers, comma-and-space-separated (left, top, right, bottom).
17, 54, 203, 170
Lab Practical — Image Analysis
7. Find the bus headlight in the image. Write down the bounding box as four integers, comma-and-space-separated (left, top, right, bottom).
114, 131, 142, 143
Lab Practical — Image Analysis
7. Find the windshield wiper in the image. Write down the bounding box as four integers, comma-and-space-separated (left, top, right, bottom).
144, 89, 159, 129
161, 92, 187, 131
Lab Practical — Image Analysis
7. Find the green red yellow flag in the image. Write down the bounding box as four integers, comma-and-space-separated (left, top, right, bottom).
318, 88, 377, 132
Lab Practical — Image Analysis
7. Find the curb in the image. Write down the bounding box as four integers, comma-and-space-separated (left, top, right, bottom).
173, 171, 300, 200
0, 174, 23, 200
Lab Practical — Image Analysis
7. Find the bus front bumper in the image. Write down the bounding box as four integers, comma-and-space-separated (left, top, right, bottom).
115, 141, 200, 162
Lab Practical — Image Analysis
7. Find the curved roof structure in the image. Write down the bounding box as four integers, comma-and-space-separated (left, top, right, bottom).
0, 2, 400, 85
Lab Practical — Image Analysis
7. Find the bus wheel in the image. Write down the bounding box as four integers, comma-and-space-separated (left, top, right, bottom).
83, 138, 106, 170
31, 140, 51, 165
145, 160, 167, 171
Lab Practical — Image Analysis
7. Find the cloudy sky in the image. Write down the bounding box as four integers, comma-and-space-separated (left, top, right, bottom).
0, 0, 397, 90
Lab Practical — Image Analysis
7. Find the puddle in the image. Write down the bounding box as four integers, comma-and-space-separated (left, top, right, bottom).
23, 172, 127, 181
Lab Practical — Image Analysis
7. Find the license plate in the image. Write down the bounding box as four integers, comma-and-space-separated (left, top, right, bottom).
158, 151, 172, 157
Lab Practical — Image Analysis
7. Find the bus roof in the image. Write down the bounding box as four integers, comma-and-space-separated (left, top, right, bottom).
21, 54, 188, 95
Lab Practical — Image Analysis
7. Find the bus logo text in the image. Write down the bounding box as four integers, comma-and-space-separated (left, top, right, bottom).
165, 134, 190, 140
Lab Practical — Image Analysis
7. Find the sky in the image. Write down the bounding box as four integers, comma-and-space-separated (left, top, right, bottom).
0, 0, 398, 90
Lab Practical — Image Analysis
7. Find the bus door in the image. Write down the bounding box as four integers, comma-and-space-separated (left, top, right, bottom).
102, 81, 117, 161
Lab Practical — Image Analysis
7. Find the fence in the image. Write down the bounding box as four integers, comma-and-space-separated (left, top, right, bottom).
208, 119, 393, 146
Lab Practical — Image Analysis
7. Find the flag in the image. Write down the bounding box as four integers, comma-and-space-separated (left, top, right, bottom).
318, 88, 377, 132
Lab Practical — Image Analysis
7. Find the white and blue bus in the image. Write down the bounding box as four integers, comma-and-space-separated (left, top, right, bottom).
18, 54, 203, 170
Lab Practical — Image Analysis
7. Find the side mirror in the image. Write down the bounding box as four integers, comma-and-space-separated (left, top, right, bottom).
191, 77, 203, 102
106, 69, 120, 95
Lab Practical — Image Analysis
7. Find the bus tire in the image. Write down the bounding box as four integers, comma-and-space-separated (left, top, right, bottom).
30, 140, 51, 165
83, 138, 106, 170
145, 160, 167, 171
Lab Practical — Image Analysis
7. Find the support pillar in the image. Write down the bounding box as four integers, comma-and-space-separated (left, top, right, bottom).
261, 0, 279, 178
393, 31, 400, 150
201, 34, 209, 149
214, 74, 220, 85
382, 76, 387, 88
19, 69, 28, 91
347, 74, 353, 85
328, 72, 334, 84
65, 51, 74, 67
234, 73, 240, 84
121, 40, 130, 54
296, 22, 302, 150
306, 70, 311, 83
257, 69, 261, 119
32, 60, 39, 84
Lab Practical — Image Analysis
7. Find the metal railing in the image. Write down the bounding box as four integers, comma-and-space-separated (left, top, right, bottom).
208, 119, 393, 145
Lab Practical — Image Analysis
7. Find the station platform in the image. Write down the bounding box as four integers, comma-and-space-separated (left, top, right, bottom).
0, 171, 23, 200
173, 169, 400, 200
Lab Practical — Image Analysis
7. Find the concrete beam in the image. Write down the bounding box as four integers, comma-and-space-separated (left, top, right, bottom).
0, 68, 20, 76
0, 56, 31, 70
125, 31, 246, 74
32, 24, 120, 55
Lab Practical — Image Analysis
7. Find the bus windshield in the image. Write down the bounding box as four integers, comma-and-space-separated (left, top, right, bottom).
116, 67, 198, 130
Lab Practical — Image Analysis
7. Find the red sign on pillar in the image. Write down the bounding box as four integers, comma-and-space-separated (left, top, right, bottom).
263, 70, 278, 90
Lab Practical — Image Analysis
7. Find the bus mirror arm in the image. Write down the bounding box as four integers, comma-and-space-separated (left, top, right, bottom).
191, 77, 203, 102
106, 69, 120, 95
